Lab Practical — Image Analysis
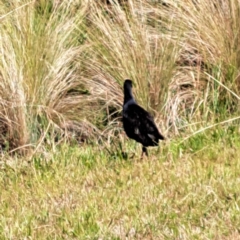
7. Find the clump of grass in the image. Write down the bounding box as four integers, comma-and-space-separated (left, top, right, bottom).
83, 0, 240, 139
83, 0, 179, 125
165, 0, 240, 130
0, 0, 95, 153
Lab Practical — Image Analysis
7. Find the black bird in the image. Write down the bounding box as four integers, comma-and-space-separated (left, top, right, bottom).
122, 79, 165, 157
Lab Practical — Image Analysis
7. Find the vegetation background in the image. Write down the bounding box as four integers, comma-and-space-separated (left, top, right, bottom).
0, 0, 240, 239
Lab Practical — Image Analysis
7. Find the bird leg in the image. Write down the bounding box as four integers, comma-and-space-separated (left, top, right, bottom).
141, 146, 148, 158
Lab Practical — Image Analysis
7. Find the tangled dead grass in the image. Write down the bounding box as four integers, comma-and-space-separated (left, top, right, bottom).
0, 0, 240, 153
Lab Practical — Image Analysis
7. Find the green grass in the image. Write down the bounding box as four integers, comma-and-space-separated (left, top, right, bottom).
1, 130, 240, 239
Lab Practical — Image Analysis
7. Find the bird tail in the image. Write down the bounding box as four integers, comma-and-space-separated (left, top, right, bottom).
158, 132, 165, 140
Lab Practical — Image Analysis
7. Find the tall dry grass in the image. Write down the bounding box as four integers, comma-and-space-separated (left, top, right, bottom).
0, 0, 240, 153
0, 0, 95, 153
165, 0, 240, 132
85, 0, 179, 113
84, 0, 240, 137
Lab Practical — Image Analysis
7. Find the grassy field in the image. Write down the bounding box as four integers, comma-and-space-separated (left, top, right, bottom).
1, 0, 240, 239
1, 132, 240, 239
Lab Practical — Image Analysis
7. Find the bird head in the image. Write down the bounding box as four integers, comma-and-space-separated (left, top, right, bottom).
124, 79, 133, 89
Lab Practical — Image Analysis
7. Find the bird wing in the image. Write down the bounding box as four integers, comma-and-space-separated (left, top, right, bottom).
123, 103, 164, 145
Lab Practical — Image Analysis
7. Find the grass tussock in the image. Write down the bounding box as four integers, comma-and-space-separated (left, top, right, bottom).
1, 0, 240, 150
0, 0, 94, 152
167, 0, 240, 124
84, 0, 179, 128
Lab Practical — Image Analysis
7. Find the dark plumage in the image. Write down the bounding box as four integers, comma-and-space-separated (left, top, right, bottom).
122, 79, 165, 157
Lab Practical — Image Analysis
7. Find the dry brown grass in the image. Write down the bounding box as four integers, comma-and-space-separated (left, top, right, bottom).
0, 0, 240, 152
0, 0, 95, 152
165, 0, 240, 124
